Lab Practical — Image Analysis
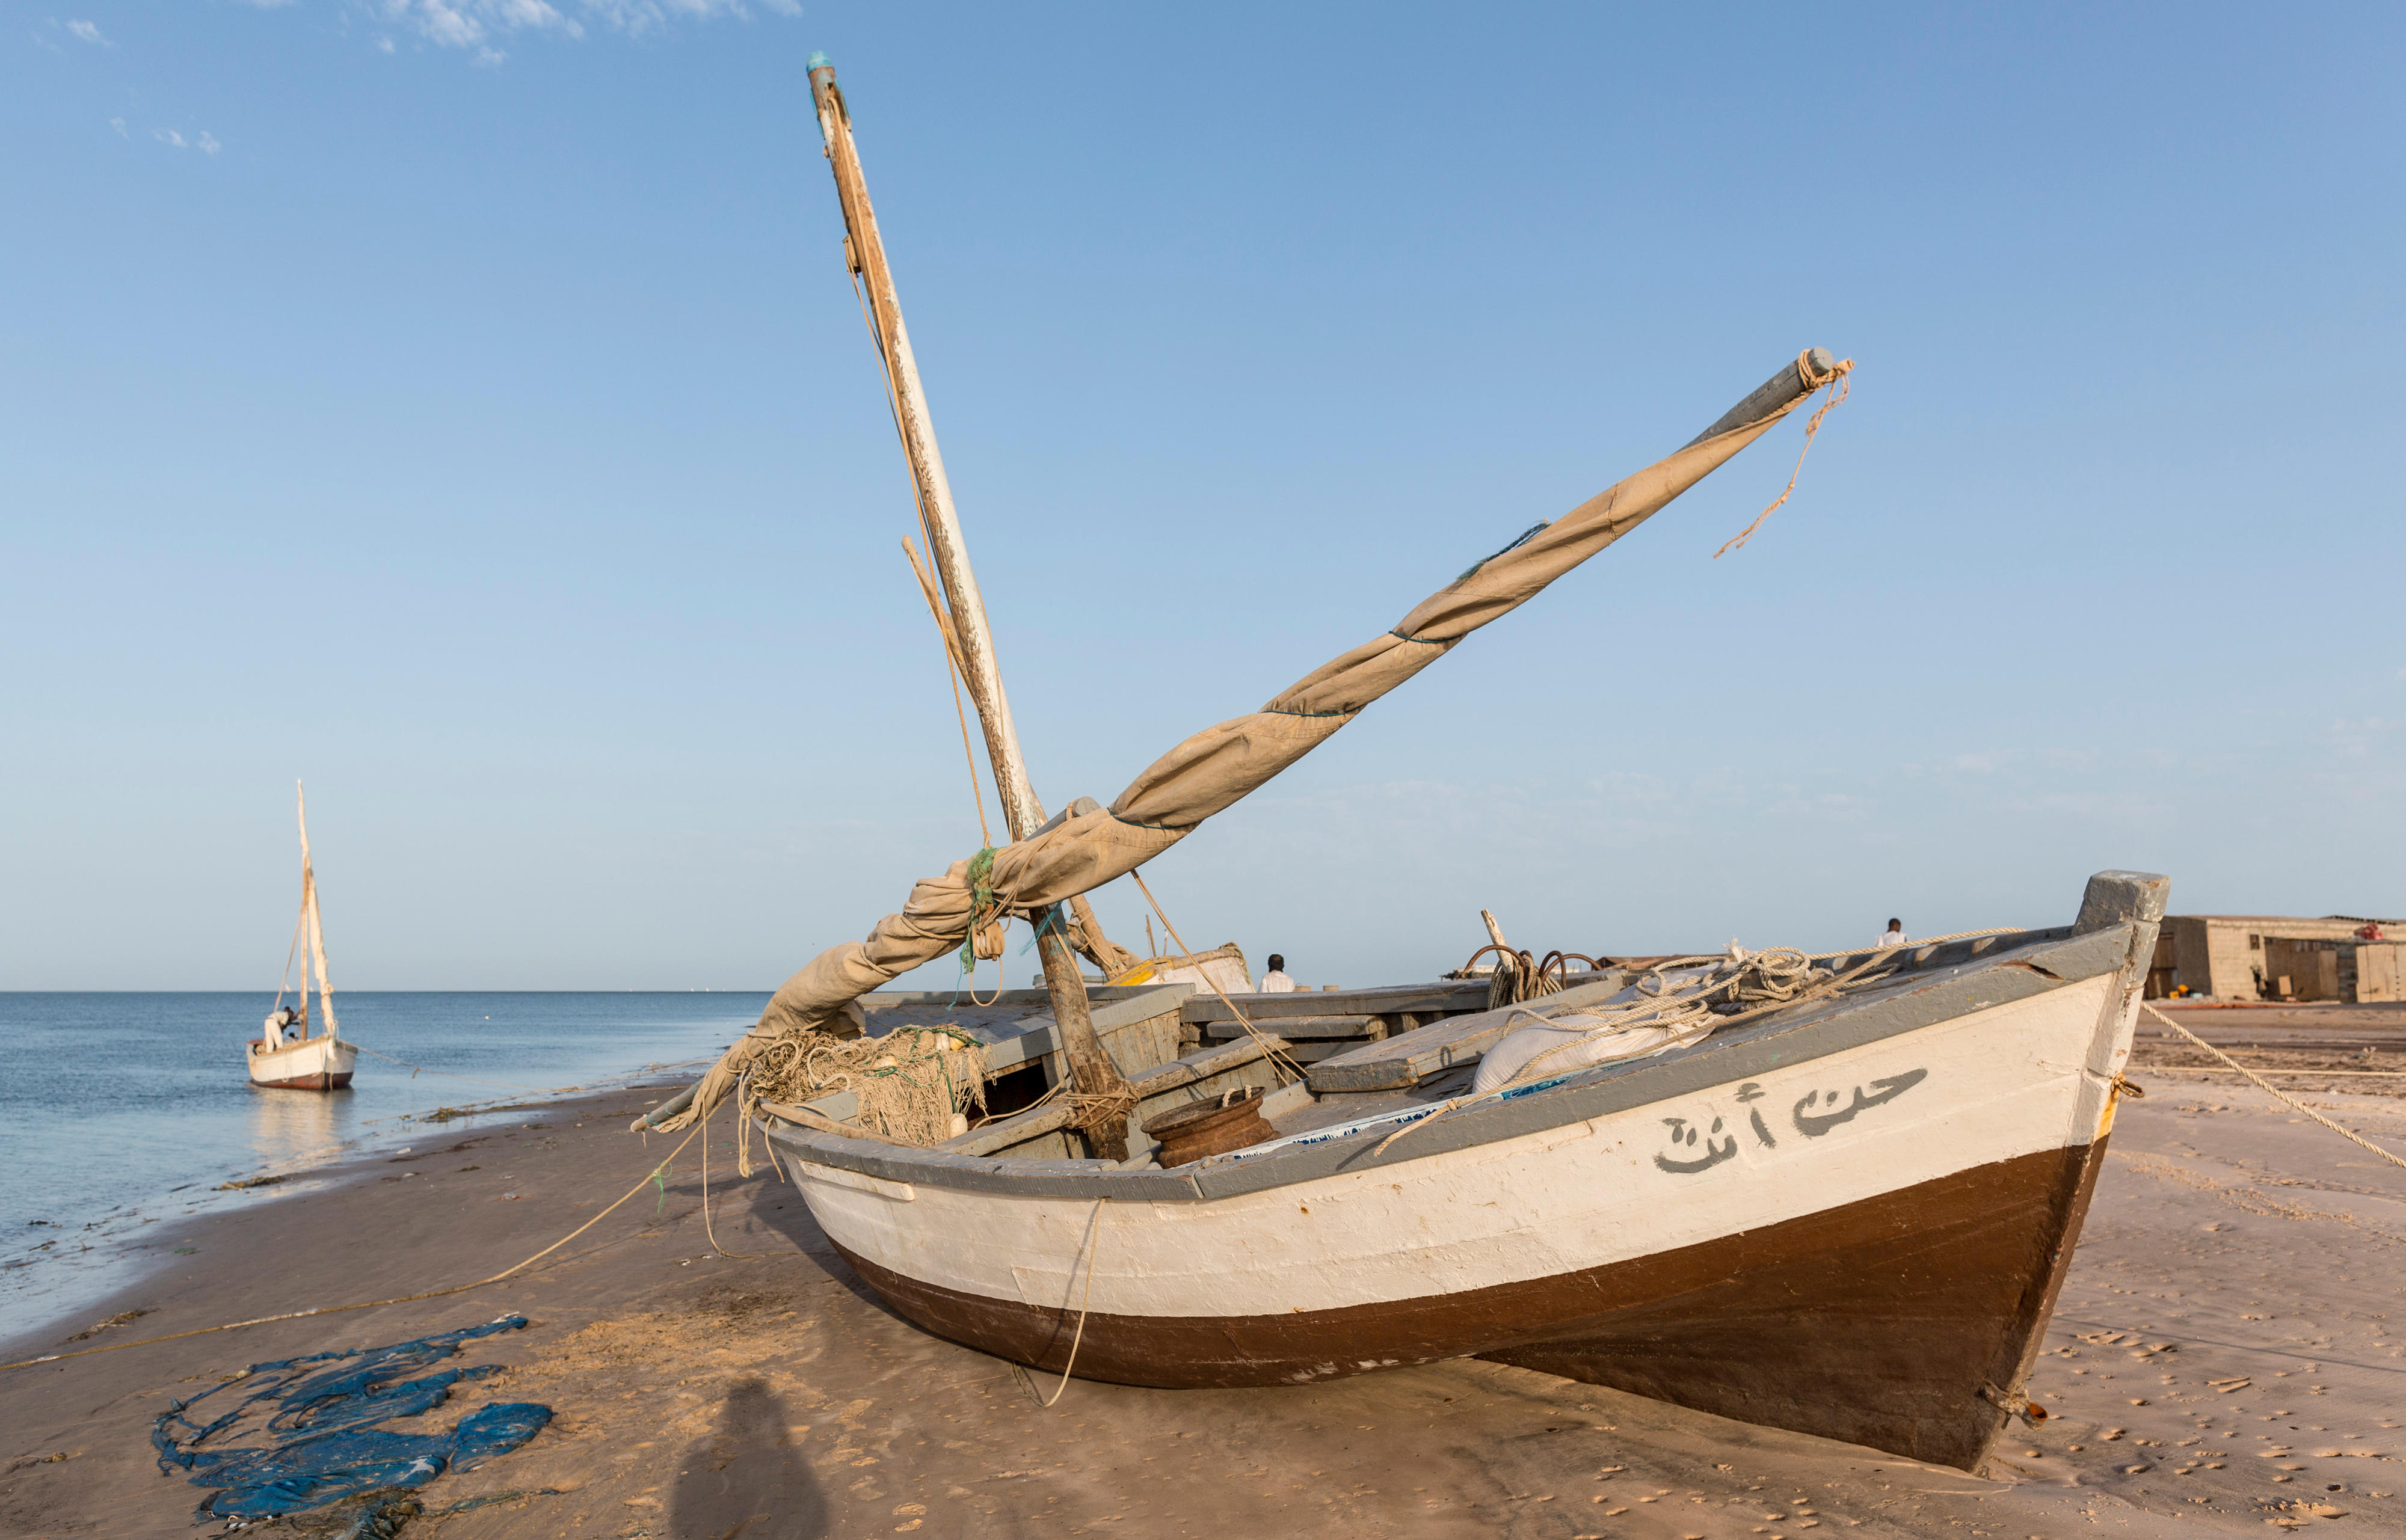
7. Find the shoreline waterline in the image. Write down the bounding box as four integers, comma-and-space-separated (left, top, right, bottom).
0, 991, 758, 1346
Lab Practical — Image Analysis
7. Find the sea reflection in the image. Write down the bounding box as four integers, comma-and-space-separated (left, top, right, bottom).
245, 1085, 353, 1174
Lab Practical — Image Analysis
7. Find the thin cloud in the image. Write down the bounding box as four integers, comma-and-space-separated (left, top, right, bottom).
153, 127, 223, 154
66, 19, 113, 46
109, 116, 126, 137
371, 0, 795, 60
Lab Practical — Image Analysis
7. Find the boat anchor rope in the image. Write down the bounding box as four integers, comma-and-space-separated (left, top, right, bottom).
2141, 1004, 2406, 1172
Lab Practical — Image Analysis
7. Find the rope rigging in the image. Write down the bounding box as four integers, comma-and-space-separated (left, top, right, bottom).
1715, 349, 1854, 557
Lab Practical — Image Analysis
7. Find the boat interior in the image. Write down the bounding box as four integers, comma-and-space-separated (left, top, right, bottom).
760, 919, 2115, 1172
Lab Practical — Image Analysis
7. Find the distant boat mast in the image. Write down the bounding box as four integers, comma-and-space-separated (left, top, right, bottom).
298, 780, 337, 1040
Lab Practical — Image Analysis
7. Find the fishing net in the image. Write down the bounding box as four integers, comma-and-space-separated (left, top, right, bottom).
736, 1025, 990, 1164
152, 1315, 550, 1524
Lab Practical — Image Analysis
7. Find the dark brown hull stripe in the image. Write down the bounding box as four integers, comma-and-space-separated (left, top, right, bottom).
833, 1138, 2108, 1471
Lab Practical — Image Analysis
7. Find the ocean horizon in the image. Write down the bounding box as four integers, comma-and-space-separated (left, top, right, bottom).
0, 990, 770, 1346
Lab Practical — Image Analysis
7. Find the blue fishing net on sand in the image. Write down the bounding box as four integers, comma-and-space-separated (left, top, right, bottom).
152, 1316, 551, 1523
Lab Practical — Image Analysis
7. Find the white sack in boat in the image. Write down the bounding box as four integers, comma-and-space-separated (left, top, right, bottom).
1471, 1014, 1687, 1094
645, 356, 1837, 1135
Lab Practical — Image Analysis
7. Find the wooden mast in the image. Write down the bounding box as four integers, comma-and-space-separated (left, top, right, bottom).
805, 54, 1130, 1155
298, 781, 338, 1041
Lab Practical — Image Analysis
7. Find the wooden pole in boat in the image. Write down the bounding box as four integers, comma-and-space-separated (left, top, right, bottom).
1480, 908, 1522, 999
805, 55, 1130, 1155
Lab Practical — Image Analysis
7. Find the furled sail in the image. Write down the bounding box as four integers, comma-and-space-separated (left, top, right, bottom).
640, 350, 1848, 1135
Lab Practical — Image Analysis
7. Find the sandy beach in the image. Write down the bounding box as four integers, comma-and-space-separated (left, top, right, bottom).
4, 1042, 2401, 1540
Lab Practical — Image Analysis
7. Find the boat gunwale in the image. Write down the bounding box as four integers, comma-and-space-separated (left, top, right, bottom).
763, 919, 2141, 1203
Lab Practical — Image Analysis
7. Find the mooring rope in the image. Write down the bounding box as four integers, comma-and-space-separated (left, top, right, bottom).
1040, 1199, 1107, 1408
700, 1101, 782, 1260
900, 534, 993, 850
2146, 1066, 2406, 1078
2141, 1004, 2406, 1171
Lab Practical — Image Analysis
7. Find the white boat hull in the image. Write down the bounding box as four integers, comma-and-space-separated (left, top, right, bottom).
792, 974, 2120, 1321
761, 873, 2168, 1470
247, 1034, 358, 1091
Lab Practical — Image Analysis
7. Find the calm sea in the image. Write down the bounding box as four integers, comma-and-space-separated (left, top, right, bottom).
0, 992, 769, 1346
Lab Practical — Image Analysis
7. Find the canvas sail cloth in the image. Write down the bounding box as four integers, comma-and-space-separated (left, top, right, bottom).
642, 351, 1845, 1136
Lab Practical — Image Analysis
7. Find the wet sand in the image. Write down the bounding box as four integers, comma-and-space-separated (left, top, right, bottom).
3, 1051, 2401, 1539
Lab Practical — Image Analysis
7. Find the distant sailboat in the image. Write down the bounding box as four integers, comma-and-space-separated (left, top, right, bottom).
249, 782, 360, 1091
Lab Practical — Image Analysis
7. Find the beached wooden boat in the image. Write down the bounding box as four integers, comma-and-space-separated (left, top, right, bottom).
630, 55, 2152, 1475
250, 783, 358, 1091
750, 871, 2162, 1472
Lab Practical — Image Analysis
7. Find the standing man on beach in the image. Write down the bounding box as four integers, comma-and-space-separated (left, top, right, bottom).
1875, 918, 1908, 949
1258, 954, 1297, 992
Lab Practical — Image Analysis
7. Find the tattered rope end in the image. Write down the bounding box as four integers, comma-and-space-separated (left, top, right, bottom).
1714, 351, 1854, 559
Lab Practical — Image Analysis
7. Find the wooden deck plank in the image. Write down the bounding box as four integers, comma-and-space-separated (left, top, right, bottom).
1180, 982, 1492, 1024
1201, 1014, 1377, 1041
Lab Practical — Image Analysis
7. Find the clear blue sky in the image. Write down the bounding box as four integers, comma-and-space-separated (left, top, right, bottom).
4, 3, 2400, 990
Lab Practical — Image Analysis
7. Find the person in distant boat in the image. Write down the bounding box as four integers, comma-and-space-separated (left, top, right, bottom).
1876, 919, 1908, 949
1257, 954, 1297, 993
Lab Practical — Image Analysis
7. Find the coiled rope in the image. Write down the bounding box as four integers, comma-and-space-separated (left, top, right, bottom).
1458, 945, 1597, 1010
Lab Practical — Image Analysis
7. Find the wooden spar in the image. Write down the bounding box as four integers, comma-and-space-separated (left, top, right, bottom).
297, 782, 338, 1040
1684, 348, 1839, 449
805, 58, 1038, 842
1480, 909, 1510, 950
806, 54, 1130, 1152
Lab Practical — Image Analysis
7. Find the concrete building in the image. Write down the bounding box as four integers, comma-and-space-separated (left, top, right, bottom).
2152, 914, 2404, 1002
